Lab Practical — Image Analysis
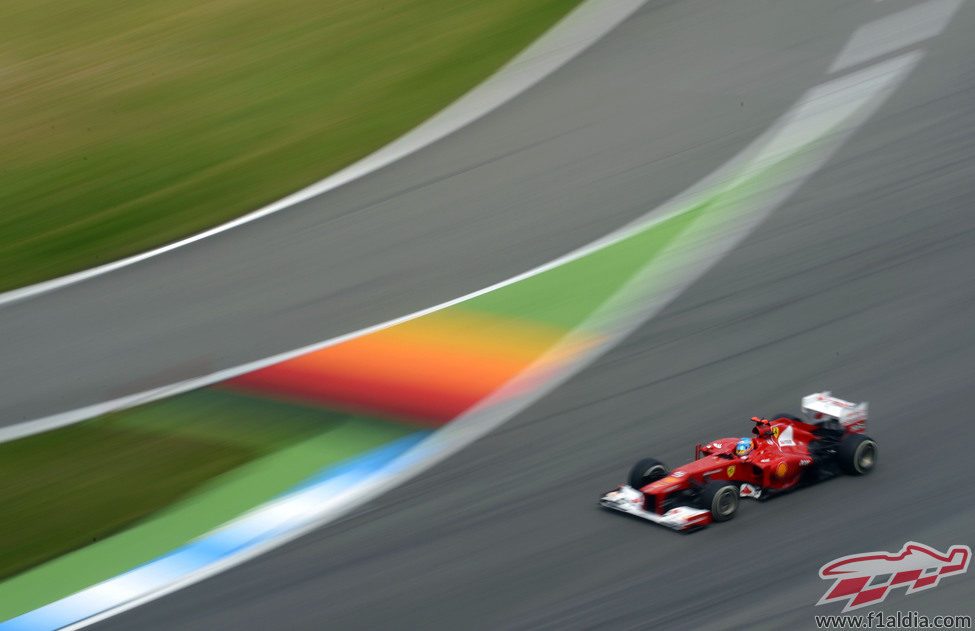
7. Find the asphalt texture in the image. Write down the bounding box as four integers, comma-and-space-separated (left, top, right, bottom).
65, 0, 975, 627
0, 0, 852, 426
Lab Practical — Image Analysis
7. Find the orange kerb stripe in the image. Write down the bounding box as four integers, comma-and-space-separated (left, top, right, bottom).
223, 309, 586, 424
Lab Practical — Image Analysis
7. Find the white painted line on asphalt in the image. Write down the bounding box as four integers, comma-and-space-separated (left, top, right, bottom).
0, 198, 689, 445
0, 53, 923, 446
829, 0, 963, 73
51, 49, 924, 631
0, 0, 951, 622
0, 0, 648, 308
6, 434, 429, 631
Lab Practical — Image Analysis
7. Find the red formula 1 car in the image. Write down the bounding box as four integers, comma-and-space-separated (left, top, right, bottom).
600, 392, 877, 531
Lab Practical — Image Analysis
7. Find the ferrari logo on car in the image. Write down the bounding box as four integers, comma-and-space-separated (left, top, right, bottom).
599, 391, 877, 532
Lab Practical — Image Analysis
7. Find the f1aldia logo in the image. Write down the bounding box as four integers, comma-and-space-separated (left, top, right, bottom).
817, 541, 970, 612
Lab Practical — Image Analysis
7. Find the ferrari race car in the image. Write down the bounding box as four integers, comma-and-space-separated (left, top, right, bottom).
600, 392, 877, 532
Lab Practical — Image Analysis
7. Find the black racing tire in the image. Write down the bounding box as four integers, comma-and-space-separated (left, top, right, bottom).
698, 481, 739, 521
628, 457, 668, 489
837, 434, 878, 475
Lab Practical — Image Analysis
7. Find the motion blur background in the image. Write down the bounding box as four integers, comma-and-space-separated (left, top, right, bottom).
1, 0, 973, 628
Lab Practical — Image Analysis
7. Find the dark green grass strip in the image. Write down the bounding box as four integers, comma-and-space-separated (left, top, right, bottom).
0, 0, 582, 291
0, 419, 253, 582
0, 388, 408, 588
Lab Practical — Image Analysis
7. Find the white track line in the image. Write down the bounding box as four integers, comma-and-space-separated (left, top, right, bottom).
0, 53, 922, 445
0, 0, 648, 309
829, 0, 962, 73
0, 2, 952, 624
3, 0, 953, 444
0, 199, 687, 444
56, 50, 923, 631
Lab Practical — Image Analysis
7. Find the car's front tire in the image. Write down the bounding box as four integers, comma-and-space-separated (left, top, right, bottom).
628, 457, 668, 489
699, 481, 739, 522
837, 434, 877, 475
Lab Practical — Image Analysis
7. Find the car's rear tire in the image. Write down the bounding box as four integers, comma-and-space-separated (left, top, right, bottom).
628, 457, 668, 489
699, 481, 739, 522
837, 434, 877, 475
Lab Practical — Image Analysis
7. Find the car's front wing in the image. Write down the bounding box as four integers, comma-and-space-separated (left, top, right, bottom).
599, 485, 712, 531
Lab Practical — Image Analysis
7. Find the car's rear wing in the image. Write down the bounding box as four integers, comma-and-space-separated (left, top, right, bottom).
801, 391, 867, 432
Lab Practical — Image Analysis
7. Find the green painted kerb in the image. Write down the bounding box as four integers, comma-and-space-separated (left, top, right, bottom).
0, 130, 801, 622
0, 392, 414, 620
463, 205, 709, 328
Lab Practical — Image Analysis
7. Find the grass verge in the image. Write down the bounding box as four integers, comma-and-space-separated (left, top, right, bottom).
0, 0, 582, 291
0, 388, 409, 587
0, 418, 252, 582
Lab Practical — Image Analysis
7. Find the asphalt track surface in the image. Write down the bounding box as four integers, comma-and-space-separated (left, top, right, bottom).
0, 0, 855, 426
36, 0, 975, 627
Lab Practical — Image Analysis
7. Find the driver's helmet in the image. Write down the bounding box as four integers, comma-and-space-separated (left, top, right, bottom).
734, 437, 754, 457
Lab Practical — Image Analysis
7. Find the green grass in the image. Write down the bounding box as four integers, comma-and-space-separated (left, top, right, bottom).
0, 412, 416, 621
0, 157, 787, 618
0, 201, 711, 582
0, 419, 252, 582
106, 387, 355, 450
0, 0, 582, 292
0, 388, 403, 584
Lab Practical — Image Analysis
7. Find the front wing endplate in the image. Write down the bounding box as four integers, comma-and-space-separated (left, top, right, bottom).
599, 485, 712, 531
